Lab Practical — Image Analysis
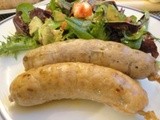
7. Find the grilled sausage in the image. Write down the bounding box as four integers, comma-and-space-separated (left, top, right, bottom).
23, 39, 158, 80
9, 62, 148, 114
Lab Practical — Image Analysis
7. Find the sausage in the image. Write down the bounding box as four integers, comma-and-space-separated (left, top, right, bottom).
9, 62, 148, 114
23, 39, 158, 80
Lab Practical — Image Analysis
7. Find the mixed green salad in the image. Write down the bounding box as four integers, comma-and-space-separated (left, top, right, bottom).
0, 0, 159, 57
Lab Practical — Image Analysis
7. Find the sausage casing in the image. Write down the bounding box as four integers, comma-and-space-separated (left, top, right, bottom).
9, 62, 148, 114
23, 39, 157, 79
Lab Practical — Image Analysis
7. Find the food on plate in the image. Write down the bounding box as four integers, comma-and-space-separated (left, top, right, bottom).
0, 0, 159, 58
0, 0, 41, 10
9, 62, 148, 114
3, 0, 159, 119
72, 1, 93, 18
139, 111, 159, 120
23, 39, 159, 81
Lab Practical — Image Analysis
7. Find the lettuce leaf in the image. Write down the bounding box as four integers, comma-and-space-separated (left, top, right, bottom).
16, 3, 34, 23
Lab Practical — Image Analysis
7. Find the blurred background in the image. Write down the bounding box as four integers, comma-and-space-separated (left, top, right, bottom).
115, 0, 160, 11
0, 0, 49, 22
115, 0, 160, 18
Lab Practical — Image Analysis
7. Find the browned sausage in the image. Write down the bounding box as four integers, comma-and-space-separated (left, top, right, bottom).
9, 62, 148, 114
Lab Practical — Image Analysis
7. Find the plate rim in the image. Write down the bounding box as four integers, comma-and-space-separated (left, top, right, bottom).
118, 4, 160, 21
0, 9, 16, 15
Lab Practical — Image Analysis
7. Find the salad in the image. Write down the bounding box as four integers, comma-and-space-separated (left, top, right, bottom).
0, 0, 159, 57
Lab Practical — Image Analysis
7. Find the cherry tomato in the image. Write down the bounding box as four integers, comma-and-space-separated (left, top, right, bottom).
72, 2, 93, 18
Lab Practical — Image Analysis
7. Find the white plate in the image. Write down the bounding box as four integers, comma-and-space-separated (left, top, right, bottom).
0, 0, 50, 15
0, 6, 160, 120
